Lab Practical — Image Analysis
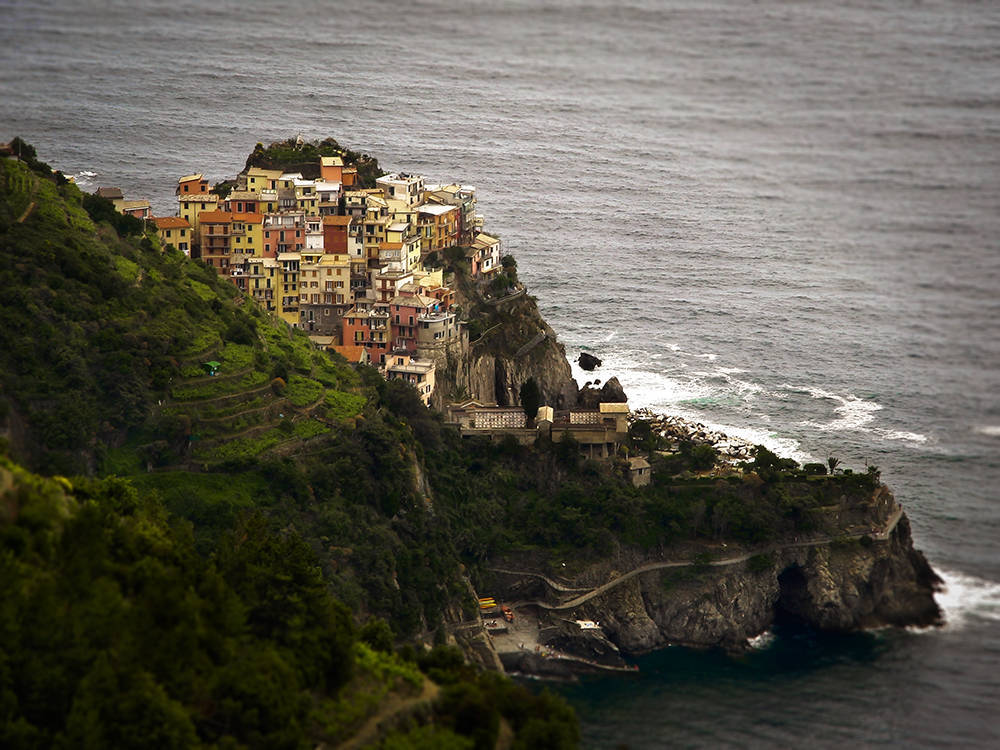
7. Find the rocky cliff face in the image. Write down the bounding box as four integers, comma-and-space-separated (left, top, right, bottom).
583, 511, 940, 655
438, 290, 578, 409
487, 490, 940, 665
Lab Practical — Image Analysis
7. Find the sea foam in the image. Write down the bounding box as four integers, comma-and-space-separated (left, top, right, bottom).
934, 569, 1000, 631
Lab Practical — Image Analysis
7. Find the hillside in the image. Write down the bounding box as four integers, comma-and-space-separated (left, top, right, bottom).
0, 151, 581, 748
0, 144, 942, 742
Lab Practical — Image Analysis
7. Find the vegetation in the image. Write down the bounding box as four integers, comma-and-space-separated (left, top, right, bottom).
0, 144, 888, 748
244, 137, 384, 188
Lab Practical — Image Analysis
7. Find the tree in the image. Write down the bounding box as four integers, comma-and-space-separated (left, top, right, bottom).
827, 457, 841, 475
519, 378, 540, 420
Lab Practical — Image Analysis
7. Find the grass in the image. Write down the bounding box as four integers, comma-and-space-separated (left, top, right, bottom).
195, 427, 287, 463
285, 375, 324, 407
180, 326, 222, 358
171, 371, 268, 401
219, 342, 255, 373
313, 643, 424, 741
186, 279, 216, 301
294, 419, 329, 439
113, 255, 140, 283
326, 391, 367, 422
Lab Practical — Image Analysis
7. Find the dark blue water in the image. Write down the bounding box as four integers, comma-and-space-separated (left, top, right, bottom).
3, 1, 998, 746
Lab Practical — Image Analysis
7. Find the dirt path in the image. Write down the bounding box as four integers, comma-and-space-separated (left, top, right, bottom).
16, 200, 35, 223
337, 678, 439, 750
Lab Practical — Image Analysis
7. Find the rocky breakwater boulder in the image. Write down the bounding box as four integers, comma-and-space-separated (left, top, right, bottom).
577, 377, 628, 409
578, 352, 602, 371
631, 408, 756, 462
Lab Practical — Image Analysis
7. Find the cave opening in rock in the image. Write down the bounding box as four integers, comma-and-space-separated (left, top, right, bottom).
774, 564, 812, 628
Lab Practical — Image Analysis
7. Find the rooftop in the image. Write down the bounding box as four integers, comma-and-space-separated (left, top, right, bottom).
417, 204, 457, 216
198, 210, 233, 223
153, 216, 191, 229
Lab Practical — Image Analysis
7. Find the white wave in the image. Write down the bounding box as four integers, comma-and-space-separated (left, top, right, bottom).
600, 330, 618, 343
934, 569, 1000, 631
785, 384, 930, 444
973, 425, 1000, 437
568, 351, 810, 463
71, 170, 98, 188
747, 630, 775, 650
802, 386, 882, 431
880, 429, 928, 443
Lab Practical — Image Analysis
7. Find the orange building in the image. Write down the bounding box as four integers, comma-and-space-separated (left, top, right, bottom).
176, 173, 209, 195
320, 155, 343, 182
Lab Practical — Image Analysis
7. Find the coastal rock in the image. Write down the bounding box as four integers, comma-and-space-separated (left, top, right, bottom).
539, 621, 627, 668
445, 291, 577, 409
487, 488, 941, 673
775, 514, 941, 630
600, 377, 628, 403
578, 352, 602, 371
576, 377, 629, 409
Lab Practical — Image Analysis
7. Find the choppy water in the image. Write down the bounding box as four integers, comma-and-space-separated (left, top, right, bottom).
3, 1, 999, 746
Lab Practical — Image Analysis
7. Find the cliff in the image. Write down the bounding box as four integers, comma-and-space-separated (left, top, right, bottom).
433, 281, 578, 410
483, 486, 941, 670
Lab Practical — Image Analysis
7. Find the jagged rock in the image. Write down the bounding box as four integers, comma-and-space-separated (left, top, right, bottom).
486, 488, 941, 673
578, 352, 602, 371
599, 377, 628, 403
540, 621, 627, 668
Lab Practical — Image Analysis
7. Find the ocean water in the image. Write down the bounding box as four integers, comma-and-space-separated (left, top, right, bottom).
2, 1, 999, 746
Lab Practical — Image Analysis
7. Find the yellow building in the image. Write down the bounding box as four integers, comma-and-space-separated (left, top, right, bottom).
417, 204, 458, 255
153, 216, 192, 255
276, 252, 301, 327
178, 193, 219, 239
245, 256, 278, 313
229, 212, 265, 273
246, 167, 282, 192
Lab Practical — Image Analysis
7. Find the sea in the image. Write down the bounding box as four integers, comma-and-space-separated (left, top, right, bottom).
2, 1, 998, 746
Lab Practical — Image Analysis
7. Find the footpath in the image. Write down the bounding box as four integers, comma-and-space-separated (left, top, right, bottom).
493, 504, 905, 613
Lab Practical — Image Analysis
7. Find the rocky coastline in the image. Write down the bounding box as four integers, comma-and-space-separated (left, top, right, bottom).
454, 357, 942, 679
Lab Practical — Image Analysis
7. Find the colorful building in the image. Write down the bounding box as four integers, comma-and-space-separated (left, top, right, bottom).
384, 351, 436, 406
179, 193, 219, 240
176, 173, 209, 195
198, 211, 234, 273
153, 216, 192, 255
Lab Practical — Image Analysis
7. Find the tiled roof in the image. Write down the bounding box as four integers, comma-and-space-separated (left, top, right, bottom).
153, 217, 191, 229
198, 211, 234, 223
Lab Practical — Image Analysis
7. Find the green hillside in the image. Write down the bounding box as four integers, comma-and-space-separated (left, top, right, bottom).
0, 151, 580, 749
1, 144, 884, 748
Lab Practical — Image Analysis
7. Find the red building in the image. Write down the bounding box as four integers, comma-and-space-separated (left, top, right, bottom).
322, 214, 354, 255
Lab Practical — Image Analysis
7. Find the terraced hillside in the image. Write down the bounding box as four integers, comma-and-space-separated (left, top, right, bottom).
0, 150, 583, 748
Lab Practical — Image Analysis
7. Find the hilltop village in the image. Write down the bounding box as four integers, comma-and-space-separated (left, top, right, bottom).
92, 146, 662, 474
103, 155, 507, 407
